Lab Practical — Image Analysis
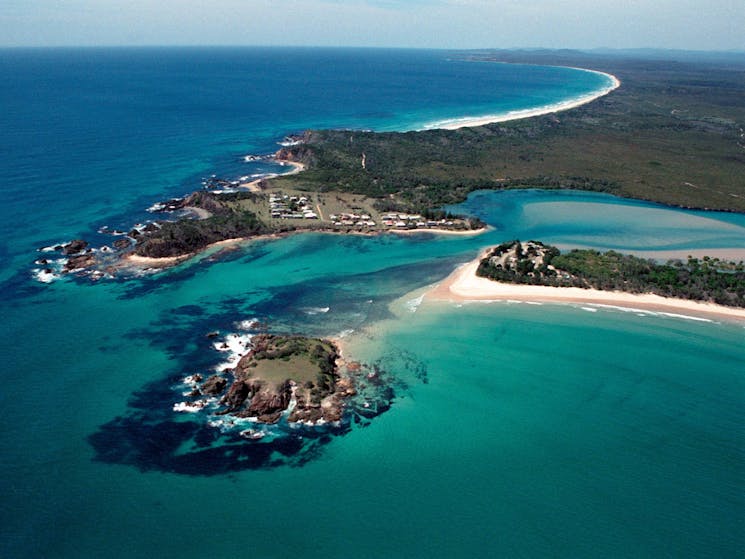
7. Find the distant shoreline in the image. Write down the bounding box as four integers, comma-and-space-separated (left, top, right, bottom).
424, 69, 620, 130
427, 250, 745, 322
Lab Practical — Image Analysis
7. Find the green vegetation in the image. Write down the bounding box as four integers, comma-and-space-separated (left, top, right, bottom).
212, 334, 352, 424
477, 240, 745, 307
237, 334, 339, 393
273, 52, 745, 212
134, 192, 270, 258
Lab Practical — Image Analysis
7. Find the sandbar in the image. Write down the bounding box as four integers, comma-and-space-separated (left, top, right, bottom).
427, 250, 745, 322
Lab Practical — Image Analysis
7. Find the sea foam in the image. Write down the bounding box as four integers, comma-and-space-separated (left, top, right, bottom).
213, 332, 253, 372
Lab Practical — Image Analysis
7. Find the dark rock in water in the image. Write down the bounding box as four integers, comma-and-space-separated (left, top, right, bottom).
257, 412, 282, 424
222, 380, 250, 411
36, 258, 48, 265
43, 268, 53, 274
201, 375, 227, 395
188, 388, 201, 398
143, 222, 159, 233
113, 238, 132, 250
63, 253, 95, 272
150, 197, 188, 213
63, 239, 88, 255
129, 229, 141, 238
206, 331, 220, 339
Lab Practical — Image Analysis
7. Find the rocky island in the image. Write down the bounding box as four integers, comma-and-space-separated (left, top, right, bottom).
180, 334, 357, 427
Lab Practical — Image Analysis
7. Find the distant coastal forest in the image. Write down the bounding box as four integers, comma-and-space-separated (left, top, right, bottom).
274, 52, 745, 214
476, 240, 745, 308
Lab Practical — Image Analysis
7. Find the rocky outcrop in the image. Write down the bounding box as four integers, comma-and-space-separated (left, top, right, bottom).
63, 253, 95, 272
62, 239, 89, 255
239, 381, 292, 423
201, 375, 227, 395
275, 144, 315, 167
182, 191, 228, 215
221, 380, 251, 411
113, 238, 132, 250
179, 334, 364, 427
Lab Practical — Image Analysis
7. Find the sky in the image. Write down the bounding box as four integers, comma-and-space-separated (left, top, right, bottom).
1, 0, 743, 51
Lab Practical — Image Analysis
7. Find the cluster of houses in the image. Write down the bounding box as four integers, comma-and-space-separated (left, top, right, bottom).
268, 193, 318, 220
329, 212, 377, 227
379, 213, 455, 229
266, 192, 462, 231
488, 241, 552, 272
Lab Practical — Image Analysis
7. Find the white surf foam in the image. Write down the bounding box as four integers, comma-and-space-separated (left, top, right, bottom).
33, 268, 59, 283
173, 400, 207, 413
213, 332, 253, 372
404, 294, 425, 313
587, 304, 714, 323
302, 306, 330, 315
234, 319, 259, 331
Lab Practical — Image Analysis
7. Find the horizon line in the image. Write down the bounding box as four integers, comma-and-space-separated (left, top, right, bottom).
1, 44, 744, 55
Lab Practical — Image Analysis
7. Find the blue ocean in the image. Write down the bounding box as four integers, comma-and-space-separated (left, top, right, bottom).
1, 48, 743, 558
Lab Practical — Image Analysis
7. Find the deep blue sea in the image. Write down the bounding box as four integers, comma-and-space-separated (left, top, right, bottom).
1, 47, 743, 558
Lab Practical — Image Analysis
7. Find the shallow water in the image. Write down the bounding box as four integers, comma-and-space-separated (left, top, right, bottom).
450, 189, 745, 254
342, 299, 745, 558
1, 48, 743, 558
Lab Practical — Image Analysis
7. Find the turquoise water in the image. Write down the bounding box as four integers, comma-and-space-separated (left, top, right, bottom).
4, 197, 744, 557
1, 48, 744, 558
346, 301, 745, 558
451, 189, 745, 252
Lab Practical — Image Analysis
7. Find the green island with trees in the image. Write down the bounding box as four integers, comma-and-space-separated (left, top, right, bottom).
477, 240, 745, 307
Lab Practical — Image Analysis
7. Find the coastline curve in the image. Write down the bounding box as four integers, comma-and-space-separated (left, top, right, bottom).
421, 65, 621, 131
426, 250, 745, 323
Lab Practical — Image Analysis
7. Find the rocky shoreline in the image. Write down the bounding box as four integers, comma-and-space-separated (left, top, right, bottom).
175, 333, 368, 430
32, 136, 485, 283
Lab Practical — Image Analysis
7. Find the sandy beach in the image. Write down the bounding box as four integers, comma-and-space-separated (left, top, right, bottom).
242, 159, 306, 191
277, 159, 306, 174
389, 226, 488, 237
427, 251, 745, 322
427, 69, 621, 130
120, 237, 248, 269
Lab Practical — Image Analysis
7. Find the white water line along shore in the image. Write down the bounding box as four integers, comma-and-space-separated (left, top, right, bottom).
426, 251, 745, 323
423, 68, 621, 131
